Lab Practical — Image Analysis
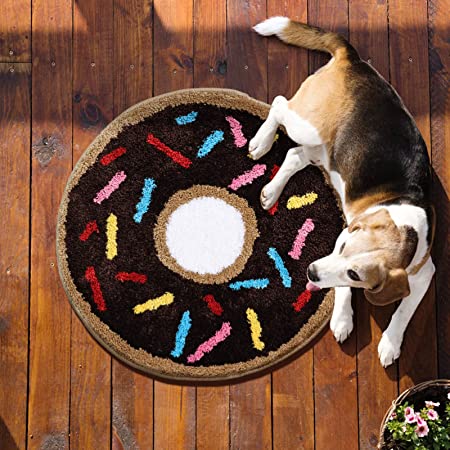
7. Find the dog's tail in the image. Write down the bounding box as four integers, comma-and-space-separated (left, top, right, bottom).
253, 17, 359, 62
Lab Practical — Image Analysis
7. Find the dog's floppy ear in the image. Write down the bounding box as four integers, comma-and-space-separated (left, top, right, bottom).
348, 209, 391, 233
364, 268, 410, 305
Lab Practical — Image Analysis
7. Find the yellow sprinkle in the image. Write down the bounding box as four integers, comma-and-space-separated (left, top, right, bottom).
273, 133, 279, 142
246, 307, 265, 351
106, 213, 118, 260
287, 192, 318, 210
133, 292, 174, 314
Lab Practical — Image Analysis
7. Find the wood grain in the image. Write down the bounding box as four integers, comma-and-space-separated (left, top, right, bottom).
265, 2, 315, 449
428, 0, 450, 379
349, 2, 398, 448
226, 2, 271, 448
153, 0, 194, 95
0, 62, 30, 450
0, 0, 31, 62
193, 0, 227, 88
193, 2, 230, 449
71, 0, 114, 448
309, 2, 359, 449
111, 1, 154, 449
226, 0, 268, 101
153, 1, 197, 448
388, 0, 438, 390
28, 0, 72, 447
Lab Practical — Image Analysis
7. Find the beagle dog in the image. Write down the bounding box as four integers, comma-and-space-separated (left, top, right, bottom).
252, 17, 435, 367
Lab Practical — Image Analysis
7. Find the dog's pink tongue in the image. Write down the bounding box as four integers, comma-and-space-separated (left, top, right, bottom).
306, 281, 321, 291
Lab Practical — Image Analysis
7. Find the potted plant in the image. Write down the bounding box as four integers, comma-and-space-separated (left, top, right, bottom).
379, 379, 450, 449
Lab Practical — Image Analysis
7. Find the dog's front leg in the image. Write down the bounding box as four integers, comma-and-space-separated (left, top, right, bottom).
260, 145, 315, 209
249, 95, 286, 160
378, 257, 435, 367
330, 286, 353, 342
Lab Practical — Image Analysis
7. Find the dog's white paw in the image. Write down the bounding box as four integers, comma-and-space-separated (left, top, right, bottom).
330, 313, 353, 343
378, 333, 402, 367
248, 132, 275, 160
260, 183, 280, 210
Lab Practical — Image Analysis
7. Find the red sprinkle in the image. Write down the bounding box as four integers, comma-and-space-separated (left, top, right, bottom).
100, 147, 127, 165
203, 294, 223, 316
268, 201, 279, 216
85, 266, 107, 311
79, 220, 99, 241
147, 133, 192, 168
292, 289, 312, 312
270, 164, 280, 179
115, 272, 147, 284
267, 165, 280, 216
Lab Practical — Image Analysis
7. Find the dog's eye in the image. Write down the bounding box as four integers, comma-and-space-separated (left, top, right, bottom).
347, 269, 360, 281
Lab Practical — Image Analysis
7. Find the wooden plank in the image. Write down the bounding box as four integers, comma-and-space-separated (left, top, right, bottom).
153, 0, 194, 95
349, 2, 398, 448
71, 0, 114, 448
111, 0, 154, 448
428, 0, 450, 378
388, 0, 438, 390
226, 2, 271, 449
193, 0, 227, 88
0, 62, 30, 450
265, 2, 315, 450
226, 0, 268, 100
0, 0, 31, 62
153, 2, 197, 448
309, 2, 359, 449
113, 0, 154, 116
28, 0, 72, 447
192, 2, 229, 448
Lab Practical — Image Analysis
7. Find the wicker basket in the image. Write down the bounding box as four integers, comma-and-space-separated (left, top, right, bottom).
378, 379, 450, 449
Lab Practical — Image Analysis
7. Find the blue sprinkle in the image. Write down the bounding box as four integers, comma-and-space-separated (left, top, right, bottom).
133, 178, 157, 223
196, 130, 224, 158
175, 111, 198, 125
171, 310, 192, 358
267, 247, 292, 288
229, 278, 270, 290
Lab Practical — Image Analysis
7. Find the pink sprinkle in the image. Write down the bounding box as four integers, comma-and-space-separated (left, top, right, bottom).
187, 322, 231, 363
288, 218, 315, 260
228, 164, 266, 191
93, 171, 127, 204
226, 116, 247, 148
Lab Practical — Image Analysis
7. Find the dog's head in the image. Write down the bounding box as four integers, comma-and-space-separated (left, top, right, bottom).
307, 208, 418, 305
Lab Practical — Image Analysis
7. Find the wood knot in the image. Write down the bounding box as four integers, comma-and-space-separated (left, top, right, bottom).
170, 50, 193, 70
32, 135, 64, 167
217, 60, 227, 75
80, 100, 102, 127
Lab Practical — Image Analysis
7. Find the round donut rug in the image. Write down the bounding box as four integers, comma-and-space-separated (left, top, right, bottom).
57, 88, 344, 381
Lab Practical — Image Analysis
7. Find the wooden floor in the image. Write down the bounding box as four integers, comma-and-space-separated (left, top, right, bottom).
0, 0, 448, 449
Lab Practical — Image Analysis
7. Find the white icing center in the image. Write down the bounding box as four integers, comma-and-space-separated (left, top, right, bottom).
165, 196, 246, 275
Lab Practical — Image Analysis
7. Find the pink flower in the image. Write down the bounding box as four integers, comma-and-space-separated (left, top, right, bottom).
427, 409, 439, 420
415, 418, 429, 438
404, 407, 416, 423
389, 411, 397, 421
401, 425, 407, 432
425, 400, 440, 408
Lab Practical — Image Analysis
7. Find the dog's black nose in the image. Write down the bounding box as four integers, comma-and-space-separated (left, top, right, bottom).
307, 265, 320, 282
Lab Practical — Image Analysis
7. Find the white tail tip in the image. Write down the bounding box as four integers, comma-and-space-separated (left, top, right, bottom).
253, 16, 290, 37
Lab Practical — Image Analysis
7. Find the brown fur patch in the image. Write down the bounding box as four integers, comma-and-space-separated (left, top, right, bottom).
287, 57, 354, 146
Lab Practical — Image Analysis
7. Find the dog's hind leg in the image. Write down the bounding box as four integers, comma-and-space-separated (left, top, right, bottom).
249, 95, 286, 160
378, 257, 435, 367
260, 145, 318, 209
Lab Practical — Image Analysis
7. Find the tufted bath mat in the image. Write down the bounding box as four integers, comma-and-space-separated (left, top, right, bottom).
57, 88, 344, 381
